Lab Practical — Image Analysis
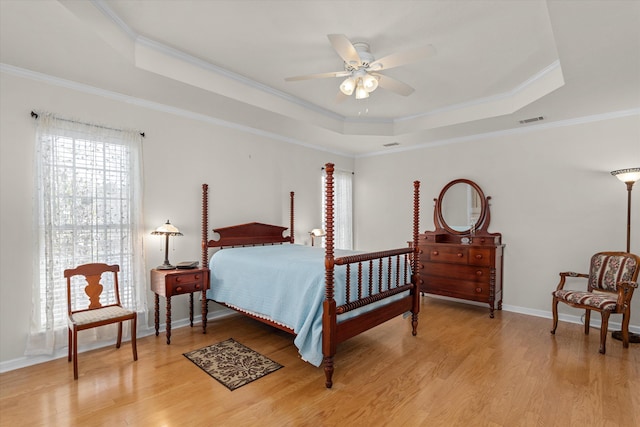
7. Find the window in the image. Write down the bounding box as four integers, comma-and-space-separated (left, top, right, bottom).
26, 113, 145, 355
322, 168, 353, 250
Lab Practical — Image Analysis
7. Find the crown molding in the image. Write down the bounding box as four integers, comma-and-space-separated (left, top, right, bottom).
134, 36, 345, 122
359, 108, 640, 158
0, 63, 352, 157
4, 62, 636, 158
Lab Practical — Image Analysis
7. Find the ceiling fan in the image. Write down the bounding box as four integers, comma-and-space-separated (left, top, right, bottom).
285, 34, 436, 101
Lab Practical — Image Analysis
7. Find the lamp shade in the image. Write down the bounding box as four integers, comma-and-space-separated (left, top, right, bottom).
362, 74, 379, 93
310, 228, 326, 237
355, 79, 369, 99
339, 77, 356, 96
611, 167, 640, 183
151, 220, 183, 236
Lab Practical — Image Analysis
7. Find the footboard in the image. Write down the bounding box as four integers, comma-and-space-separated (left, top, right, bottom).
333, 248, 416, 346
322, 163, 420, 388
335, 248, 414, 315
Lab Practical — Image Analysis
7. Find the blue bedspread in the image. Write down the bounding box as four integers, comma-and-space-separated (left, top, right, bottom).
207, 244, 409, 367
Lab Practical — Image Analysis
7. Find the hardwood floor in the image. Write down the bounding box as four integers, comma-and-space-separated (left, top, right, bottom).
1, 296, 639, 426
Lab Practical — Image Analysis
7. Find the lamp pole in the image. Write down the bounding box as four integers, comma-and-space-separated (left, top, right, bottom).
623, 181, 633, 252
610, 167, 640, 344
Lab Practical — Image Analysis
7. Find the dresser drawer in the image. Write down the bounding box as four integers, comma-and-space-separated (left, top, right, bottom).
420, 245, 468, 264
420, 276, 490, 302
421, 264, 490, 283
468, 248, 492, 266
166, 272, 205, 296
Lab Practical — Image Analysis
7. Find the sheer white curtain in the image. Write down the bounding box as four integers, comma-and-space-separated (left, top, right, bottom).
322, 168, 353, 250
26, 113, 146, 356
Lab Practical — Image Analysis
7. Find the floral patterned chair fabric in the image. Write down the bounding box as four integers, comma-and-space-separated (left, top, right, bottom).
551, 252, 640, 354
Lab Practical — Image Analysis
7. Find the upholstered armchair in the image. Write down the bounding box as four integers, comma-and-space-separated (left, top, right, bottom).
551, 252, 639, 354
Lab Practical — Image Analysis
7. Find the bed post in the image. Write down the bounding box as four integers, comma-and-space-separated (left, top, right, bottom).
201, 184, 209, 333
412, 181, 421, 335
290, 191, 295, 244
322, 163, 336, 389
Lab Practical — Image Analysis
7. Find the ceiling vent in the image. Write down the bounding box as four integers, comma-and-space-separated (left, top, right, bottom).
519, 116, 544, 124
383, 142, 400, 147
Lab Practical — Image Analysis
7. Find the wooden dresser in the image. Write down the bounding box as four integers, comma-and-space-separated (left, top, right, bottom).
418, 179, 504, 317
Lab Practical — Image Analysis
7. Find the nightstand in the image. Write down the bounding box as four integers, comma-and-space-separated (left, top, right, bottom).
150, 268, 209, 344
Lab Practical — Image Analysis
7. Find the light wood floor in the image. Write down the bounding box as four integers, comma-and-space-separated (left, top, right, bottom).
1, 296, 639, 426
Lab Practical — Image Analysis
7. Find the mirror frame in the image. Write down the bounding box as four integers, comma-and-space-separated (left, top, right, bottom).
435, 178, 487, 235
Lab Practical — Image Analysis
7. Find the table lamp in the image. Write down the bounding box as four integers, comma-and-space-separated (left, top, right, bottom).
151, 220, 183, 270
309, 228, 326, 246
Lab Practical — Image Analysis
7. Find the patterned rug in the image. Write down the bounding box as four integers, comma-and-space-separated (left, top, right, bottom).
183, 338, 283, 390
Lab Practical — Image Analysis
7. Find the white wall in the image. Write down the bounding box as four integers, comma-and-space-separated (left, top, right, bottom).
0, 71, 353, 366
355, 114, 640, 325
2, 69, 639, 370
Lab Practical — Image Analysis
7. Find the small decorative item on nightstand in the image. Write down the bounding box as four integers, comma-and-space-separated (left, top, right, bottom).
176, 261, 199, 269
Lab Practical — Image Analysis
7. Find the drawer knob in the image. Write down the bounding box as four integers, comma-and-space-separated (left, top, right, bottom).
457, 253, 463, 258
176, 286, 183, 292
195, 275, 200, 279
419, 264, 425, 270
476, 270, 483, 276
432, 251, 439, 256
195, 284, 201, 290
418, 249, 423, 254
475, 287, 482, 293
176, 277, 181, 282
475, 254, 483, 259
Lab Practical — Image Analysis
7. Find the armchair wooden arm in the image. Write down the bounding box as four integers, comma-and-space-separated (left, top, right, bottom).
555, 272, 589, 291
615, 281, 638, 309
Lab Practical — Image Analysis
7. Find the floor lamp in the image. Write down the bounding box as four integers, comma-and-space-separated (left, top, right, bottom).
610, 167, 640, 343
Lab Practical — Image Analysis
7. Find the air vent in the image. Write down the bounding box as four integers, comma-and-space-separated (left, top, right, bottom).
383, 142, 400, 147
519, 116, 544, 124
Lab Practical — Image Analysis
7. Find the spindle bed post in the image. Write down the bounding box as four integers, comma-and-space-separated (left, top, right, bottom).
290, 191, 295, 244
322, 163, 336, 388
412, 180, 421, 335
201, 183, 209, 333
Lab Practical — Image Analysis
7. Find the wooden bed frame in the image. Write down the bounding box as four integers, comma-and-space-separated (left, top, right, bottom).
200, 163, 421, 388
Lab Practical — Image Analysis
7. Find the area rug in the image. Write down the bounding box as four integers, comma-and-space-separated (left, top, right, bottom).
183, 338, 283, 390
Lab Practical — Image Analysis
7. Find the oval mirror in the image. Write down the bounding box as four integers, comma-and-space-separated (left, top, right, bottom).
436, 179, 486, 235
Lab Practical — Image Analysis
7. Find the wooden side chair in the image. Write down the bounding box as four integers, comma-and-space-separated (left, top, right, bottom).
551, 251, 640, 354
65, 263, 138, 379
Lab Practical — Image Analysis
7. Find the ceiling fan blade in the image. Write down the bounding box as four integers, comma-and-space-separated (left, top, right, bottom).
285, 70, 350, 82
327, 34, 362, 66
369, 44, 436, 71
374, 74, 415, 96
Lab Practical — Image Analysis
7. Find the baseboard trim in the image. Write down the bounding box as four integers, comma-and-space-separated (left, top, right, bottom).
2, 300, 638, 373
422, 294, 640, 334
0, 310, 234, 374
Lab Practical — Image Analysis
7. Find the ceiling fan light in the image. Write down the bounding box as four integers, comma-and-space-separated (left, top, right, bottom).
339, 77, 355, 96
355, 79, 369, 99
362, 74, 378, 93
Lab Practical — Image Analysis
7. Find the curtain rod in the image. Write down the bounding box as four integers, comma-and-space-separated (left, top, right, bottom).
321, 166, 354, 175
30, 111, 145, 138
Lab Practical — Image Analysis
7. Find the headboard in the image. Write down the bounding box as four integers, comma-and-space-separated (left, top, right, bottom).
208, 222, 291, 248
201, 184, 295, 267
